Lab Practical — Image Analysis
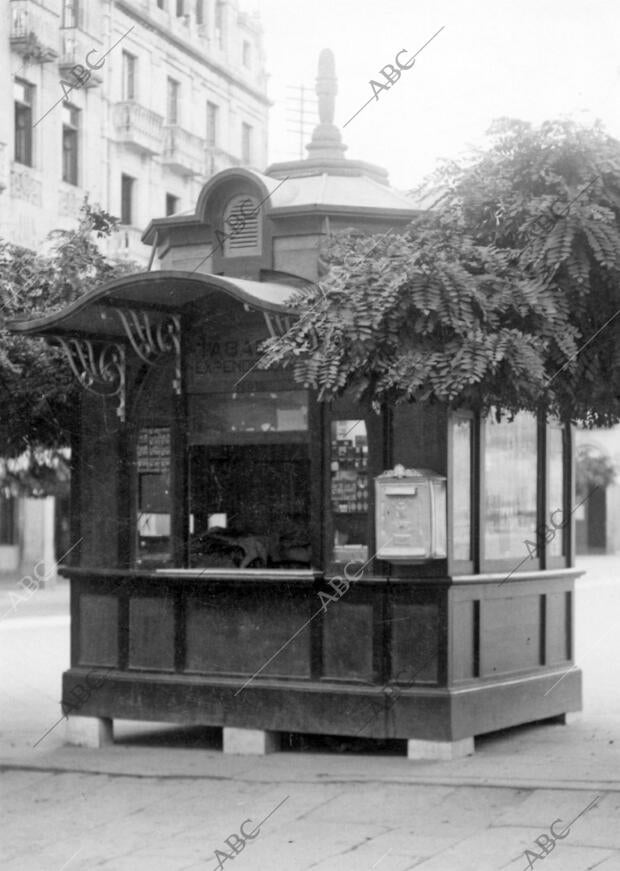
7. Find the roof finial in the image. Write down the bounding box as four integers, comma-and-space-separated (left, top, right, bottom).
306, 48, 347, 160
316, 48, 336, 125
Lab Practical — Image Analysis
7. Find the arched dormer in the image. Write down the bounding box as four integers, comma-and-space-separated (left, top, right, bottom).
198, 169, 273, 280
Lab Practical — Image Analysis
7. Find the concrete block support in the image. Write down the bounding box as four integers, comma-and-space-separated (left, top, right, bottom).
223, 727, 279, 755
407, 736, 474, 761
65, 716, 114, 748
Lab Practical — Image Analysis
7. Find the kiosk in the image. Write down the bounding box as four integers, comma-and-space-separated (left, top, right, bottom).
11, 52, 581, 758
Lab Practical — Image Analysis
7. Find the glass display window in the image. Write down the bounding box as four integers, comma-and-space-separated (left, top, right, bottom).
330, 419, 369, 565
547, 422, 566, 559
451, 415, 473, 563
136, 426, 172, 568
187, 388, 311, 569
483, 411, 538, 563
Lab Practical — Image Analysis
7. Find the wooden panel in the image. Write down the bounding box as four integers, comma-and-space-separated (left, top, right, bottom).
129, 597, 175, 671
322, 601, 374, 680
481, 595, 541, 676
185, 593, 311, 677
390, 603, 439, 684
80, 394, 120, 568
452, 599, 476, 681
79, 594, 119, 666
546, 591, 570, 664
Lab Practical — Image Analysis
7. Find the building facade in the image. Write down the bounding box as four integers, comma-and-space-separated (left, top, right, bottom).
0, 0, 270, 263
0, 0, 269, 576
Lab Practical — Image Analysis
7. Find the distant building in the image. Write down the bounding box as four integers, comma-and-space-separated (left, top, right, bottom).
575, 425, 620, 555
0, 0, 270, 263
0, 0, 269, 575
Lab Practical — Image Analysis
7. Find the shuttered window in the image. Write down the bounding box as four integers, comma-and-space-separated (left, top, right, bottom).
223, 194, 261, 257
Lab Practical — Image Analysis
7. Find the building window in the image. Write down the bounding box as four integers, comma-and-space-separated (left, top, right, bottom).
242, 40, 251, 68
62, 0, 80, 29
62, 104, 79, 185
241, 122, 252, 164
215, 1, 224, 48
195, 0, 204, 24
14, 80, 34, 167
121, 174, 134, 225
483, 411, 538, 562
166, 194, 179, 216
176, 0, 184, 15
122, 51, 136, 101
167, 78, 179, 125
206, 102, 218, 147
156, 0, 165, 8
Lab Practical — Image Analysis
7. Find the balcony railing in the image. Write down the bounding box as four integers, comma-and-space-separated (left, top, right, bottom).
58, 29, 103, 88
10, 0, 58, 63
113, 102, 163, 155
162, 126, 206, 177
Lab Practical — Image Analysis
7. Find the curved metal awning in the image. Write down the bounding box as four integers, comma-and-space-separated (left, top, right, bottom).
8, 270, 300, 341
8, 271, 303, 423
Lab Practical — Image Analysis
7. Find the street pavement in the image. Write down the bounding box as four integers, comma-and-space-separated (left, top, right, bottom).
1, 556, 619, 871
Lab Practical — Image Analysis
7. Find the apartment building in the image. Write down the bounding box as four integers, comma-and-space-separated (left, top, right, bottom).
0, 0, 269, 576
0, 0, 270, 263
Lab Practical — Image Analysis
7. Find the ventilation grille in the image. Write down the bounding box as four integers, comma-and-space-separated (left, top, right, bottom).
223, 195, 261, 256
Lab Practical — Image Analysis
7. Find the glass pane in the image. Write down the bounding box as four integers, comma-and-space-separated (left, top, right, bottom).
452, 417, 472, 561
484, 412, 538, 560
331, 420, 369, 564
188, 390, 307, 444
136, 427, 172, 568
548, 425, 565, 557
189, 443, 310, 568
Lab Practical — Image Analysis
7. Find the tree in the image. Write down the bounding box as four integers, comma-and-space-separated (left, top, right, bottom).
0, 199, 140, 494
260, 119, 620, 426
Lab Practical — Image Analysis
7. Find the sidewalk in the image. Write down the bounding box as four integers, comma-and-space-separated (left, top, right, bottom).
1, 556, 619, 870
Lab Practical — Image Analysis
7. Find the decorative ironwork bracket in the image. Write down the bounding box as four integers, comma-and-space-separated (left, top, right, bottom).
113, 309, 181, 394
263, 312, 294, 339
56, 338, 126, 422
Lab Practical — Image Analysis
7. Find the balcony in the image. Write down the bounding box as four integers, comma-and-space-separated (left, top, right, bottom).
10, 0, 58, 63
162, 126, 206, 177
113, 102, 163, 155
58, 30, 103, 88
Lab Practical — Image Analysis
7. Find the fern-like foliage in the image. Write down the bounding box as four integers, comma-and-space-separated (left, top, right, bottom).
262, 119, 620, 427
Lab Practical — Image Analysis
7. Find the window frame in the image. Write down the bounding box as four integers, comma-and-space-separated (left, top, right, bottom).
167, 77, 180, 125
122, 51, 136, 101
206, 101, 218, 148
120, 173, 134, 225
62, 104, 80, 186
241, 122, 252, 164
14, 79, 34, 167
165, 193, 179, 216
479, 411, 542, 574
447, 409, 477, 575
543, 420, 571, 569
61, 0, 80, 29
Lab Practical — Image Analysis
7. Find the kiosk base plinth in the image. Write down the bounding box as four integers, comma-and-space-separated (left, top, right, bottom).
555, 711, 582, 725
65, 716, 113, 748
407, 736, 474, 760
223, 727, 279, 755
